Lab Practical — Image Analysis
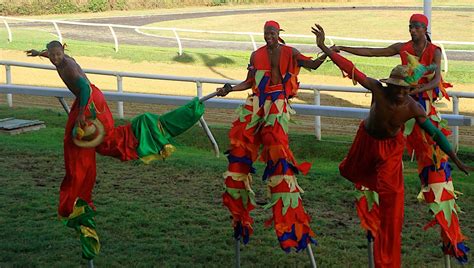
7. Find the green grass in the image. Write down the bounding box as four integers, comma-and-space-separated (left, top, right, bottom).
142, 9, 474, 51
1, 28, 474, 85
0, 105, 473, 266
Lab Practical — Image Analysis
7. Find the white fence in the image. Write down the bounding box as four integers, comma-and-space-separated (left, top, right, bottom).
1, 60, 473, 151
1, 15, 473, 60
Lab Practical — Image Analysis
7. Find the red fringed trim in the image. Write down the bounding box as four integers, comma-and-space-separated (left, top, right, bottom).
424, 211, 468, 259
265, 181, 315, 251
355, 196, 380, 238
223, 176, 255, 238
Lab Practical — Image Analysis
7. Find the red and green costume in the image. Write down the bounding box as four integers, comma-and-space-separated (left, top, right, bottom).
222, 44, 315, 252
354, 41, 468, 263
60, 80, 204, 259
400, 41, 468, 263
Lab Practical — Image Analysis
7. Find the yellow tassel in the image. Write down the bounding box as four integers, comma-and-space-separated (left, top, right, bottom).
160, 144, 176, 158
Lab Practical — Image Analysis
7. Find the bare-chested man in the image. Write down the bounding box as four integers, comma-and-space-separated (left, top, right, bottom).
312, 24, 471, 267
215, 20, 328, 252
331, 14, 469, 263
27, 41, 204, 259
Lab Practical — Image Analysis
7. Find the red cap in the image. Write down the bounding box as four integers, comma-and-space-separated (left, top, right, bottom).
410, 14, 428, 27
264, 20, 282, 31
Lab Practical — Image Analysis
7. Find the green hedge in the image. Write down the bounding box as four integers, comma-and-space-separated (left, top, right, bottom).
0, 0, 347, 16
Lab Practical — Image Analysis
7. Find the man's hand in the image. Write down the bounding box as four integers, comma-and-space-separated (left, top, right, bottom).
25, 49, 40, 57
409, 84, 428, 95
311, 24, 326, 48
216, 83, 232, 97
451, 157, 473, 176
76, 111, 87, 128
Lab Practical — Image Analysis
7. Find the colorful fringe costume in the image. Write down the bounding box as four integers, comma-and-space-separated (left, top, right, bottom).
353, 41, 469, 264
401, 41, 469, 263
60, 83, 204, 259
222, 45, 315, 252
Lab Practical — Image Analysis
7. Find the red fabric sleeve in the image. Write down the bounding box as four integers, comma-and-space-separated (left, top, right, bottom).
329, 52, 367, 84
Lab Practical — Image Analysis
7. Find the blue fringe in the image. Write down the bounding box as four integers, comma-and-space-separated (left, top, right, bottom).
233, 221, 250, 245
278, 225, 317, 253
262, 159, 299, 181
419, 161, 452, 186
225, 150, 256, 174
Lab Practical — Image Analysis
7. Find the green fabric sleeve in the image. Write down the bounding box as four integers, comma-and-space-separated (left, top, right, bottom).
75, 76, 91, 108
419, 119, 453, 153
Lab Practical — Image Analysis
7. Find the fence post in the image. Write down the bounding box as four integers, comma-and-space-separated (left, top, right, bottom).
314, 89, 321, 140
52, 21, 63, 44
2, 19, 12, 42
5, 65, 12, 107
117, 75, 124, 119
452, 95, 459, 152
196, 81, 203, 97
249, 34, 257, 51
172, 29, 183, 56
108, 25, 119, 52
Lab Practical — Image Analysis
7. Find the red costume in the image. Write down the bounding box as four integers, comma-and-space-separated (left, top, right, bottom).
59, 84, 138, 217
327, 51, 407, 267
222, 44, 315, 252
59, 83, 204, 259
353, 14, 468, 264
339, 122, 405, 268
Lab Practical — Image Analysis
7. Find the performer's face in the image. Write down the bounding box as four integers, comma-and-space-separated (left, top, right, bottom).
264, 26, 279, 47
409, 22, 426, 42
48, 46, 65, 67
389, 85, 410, 102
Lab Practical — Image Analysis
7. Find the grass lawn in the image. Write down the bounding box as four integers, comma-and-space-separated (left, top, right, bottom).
1, 29, 473, 86
141, 9, 474, 51
0, 105, 473, 267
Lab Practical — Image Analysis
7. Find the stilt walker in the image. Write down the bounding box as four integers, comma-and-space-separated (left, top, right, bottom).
217, 20, 329, 263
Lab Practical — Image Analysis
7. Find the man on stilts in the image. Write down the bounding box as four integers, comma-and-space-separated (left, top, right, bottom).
27, 41, 206, 261
216, 20, 328, 254
312, 23, 472, 267
331, 14, 469, 263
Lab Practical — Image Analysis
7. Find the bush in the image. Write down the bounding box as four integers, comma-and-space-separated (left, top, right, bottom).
87, 0, 108, 12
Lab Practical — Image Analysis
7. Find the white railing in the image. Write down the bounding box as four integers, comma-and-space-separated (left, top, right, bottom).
1, 60, 473, 151
1, 15, 473, 56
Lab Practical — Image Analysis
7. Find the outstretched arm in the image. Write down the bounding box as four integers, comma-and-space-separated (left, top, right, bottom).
26, 49, 49, 58
216, 52, 255, 96
334, 43, 402, 57
414, 111, 472, 175
295, 47, 328, 70
312, 24, 379, 91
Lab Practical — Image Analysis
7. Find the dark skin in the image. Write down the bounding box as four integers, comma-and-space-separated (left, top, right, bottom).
312, 24, 472, 175
26, 46, 89, 126
331, 21, 441, 95
216, 26, 328, 96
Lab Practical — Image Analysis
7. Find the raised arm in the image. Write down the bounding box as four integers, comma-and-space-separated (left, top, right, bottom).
335, 43, 402, 57
413, 104, 472, 175
216, 52, 255, 96
312, 24, 380, 91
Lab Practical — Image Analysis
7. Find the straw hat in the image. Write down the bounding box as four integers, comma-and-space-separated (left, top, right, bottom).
379, 65, 411, 87
72, 119, 105, 148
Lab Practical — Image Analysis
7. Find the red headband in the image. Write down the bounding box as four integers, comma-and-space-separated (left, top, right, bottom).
264, 20, 282, 31
410, 14, 428, 27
